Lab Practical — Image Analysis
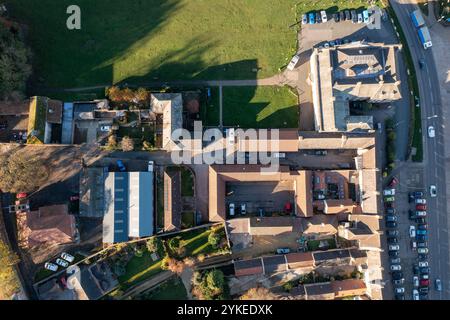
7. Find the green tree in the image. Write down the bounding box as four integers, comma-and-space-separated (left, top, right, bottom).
0, 24, 32, 101
208, 231, 221, 248
0, 150, 48, 193
0, 240, 20, 299
168, 236, 181, 252
206, 269, 225, 294
146, 237, 164, 256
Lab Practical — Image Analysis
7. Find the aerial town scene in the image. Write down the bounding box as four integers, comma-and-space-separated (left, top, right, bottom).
0, 0, 449, 305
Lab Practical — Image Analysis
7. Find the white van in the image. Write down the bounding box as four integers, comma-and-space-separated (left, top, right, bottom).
229, 203, 235, 216
321, 10, 328, 22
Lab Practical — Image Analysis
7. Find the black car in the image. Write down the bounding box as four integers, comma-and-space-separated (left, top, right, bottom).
316, 13, 322, 23
418, 223, 428, 230
409, 191, 424, 201
335, 38, 342, 45
387, 230, 399, 237
416, 217, 426, 224
417, 235, 428, 241
387, 237, 398, 244
413, 264, 419, 275
385, 202, 395, 209
386, 208, 395, 214
345, 10, 351, 20
392, 271, 403, 280
395, 294, 405, 300
388, 250, 399, 258
420, 267, 430, 274
351, 10, 357, 23
340, 11, 345, 21
418, 254, 428, 261
393, 278, 404, 285
419, 294, 428, 300
386, 221, 398, 228
419, 287, 429, 294
417, 241, 428, 248
333, 13, 339, 22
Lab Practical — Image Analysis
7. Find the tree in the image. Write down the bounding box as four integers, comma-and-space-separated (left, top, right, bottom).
106, 135, 118, 150
208, 231, 221, 248
161, 256, 185, 275
206, 269, 225, 295
121, 136, 134, 152
0, 24, 32, 101
0, 240, 20, 300
0, 150, 48, 193
240, 287, 278, 300
146, 237, 164, 256
168, 236, 181, 252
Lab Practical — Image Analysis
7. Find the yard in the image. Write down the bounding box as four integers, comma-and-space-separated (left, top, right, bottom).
8, 0, 299, 89
306, 238, 337, 251
138, 277, 188, 300
222, 86, 299, 128
118, 251, 163, 290
200, 87, 220, 127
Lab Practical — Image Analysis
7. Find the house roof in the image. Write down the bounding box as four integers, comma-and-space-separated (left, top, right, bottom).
324, 199, 362, 214
234, 258, 264, 277
164, 169, 182, 232
0, 99, 30, 116
46, 99, 63, 124
27, 96, 47, 144
313, 249, 351, 262
237, 129, 299, 152
304, 282, 334, 296
331, 279, 366, 294
285, 252, 314, 267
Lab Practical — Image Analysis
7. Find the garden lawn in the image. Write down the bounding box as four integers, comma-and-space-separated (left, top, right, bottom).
8, 0, 299, 89
181, 212, 195, 229
180, 167, 194, 197
307, 238, 337, 251
201, 87, 220, 127
142, 277, 188, 300
222, 86, 299, 128
118, 251, 163, 289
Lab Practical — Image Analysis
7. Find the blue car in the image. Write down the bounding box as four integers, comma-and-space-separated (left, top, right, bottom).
416, 234, 428, 241
309, 12, 315, 24
116, 160, 126, 172
417, 229, 427, 235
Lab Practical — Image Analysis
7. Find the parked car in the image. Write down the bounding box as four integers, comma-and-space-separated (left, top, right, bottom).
383, 189, 395, 196
387, 230, 399, 237
351, 10, 357, 23
417, 242, 428, 249
413, 276, 419, 287
357, 13, 363, 23
116, 160, 126, 172
435, 278, 442, 291
389, 177, 399, 187
395, 294, 405, 300
409, 191, 424, 201
416, 204, 427, 211
363, 10, 370, 23
420, 267, 430, 274
420, 279, 430, 287
419, 287, 429, 294
384, 196, 395, 202
416, 235, 428, 242
416, 211, 427, 217
287, 54, 300, 70
411, 241, 417, 251
393, 278, 404, 285
386, 215, 397, 222
302, 14, 308, 25
418, 58, 425, 69
418, 247, 429, 254
430, 185, 437, 197
413, 289, 420, 300
56, 258, 69, 268
420, 273, 430, 280
388, 250, 399, 257
321, 10, 328, 22
229, 203, 235, 216
390, 257, 401, 265
333, 13, 339, 22
386, 221, 398, 228
309, 12, 315, 24
61, 252, 75, 263
389, 244, 400, 251
240, 203, 247, 215
390, 264, 402, 271
418, 223, 428, 230
419, 261, 429, 268
387, 237, 398, 244
385, 201, 395, 208
339, 11, 345, 21
345, 10, 351, 21
417, 229, 427, 235
418, 254, 428, 261
394, 287, 405, 294
44, 262, 58, 272
409, 225, 416, 238
276, 248, 290, 254
335, 38, 342, 45
100, 125, 111, 132
416, 217, 426, 224
392, 271, 403, 280
415, 198, 427, 204
386, 208, 395, 215
428, 126, 435, 138
316, 12, 322, 23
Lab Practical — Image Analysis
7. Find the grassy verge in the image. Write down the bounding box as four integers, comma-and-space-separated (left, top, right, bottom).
386, 2, 423, 162
222, 86, 299, 128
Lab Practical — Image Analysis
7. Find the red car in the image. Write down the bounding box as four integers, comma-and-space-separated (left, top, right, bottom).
416, 204, 427, 211
16, 193, 28, 199
420, 279, 430, 286
389, 177, 399, 187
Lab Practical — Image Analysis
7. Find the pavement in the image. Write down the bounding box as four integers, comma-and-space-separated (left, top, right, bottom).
390, 0, 449, 300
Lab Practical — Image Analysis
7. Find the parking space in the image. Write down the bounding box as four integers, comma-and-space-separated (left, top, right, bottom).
225, 181, 294, 215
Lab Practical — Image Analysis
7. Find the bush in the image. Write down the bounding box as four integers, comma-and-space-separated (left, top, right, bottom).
121, 136, 135, 152
168, 237, 181, 252
146, 237, 164, 256
282, 281, 294, 292
208, 231, 221, 248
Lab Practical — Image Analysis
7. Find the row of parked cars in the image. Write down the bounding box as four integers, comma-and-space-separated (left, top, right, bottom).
44, 252, 75, 272
301, 9, 372, 25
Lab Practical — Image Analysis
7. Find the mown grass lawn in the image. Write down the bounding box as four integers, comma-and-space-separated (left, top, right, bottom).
8, 0, 299, 89
141, 277, 188, 300
118, 251, 163, 289
222, 86, 299, 128
200, 87, 220, 127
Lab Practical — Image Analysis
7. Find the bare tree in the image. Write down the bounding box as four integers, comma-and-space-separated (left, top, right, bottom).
121, 136, 135, 152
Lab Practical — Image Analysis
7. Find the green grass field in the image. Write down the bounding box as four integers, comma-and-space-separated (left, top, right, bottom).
223, 86, 299, 128
118, 251, 163, 289
8, 0, 299, 89
141, 277, 188, 300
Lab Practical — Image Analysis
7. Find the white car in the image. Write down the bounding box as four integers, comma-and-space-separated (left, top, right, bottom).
412, 289, 419, 300
241, 203, 246, 215
413, 276, 419, 287
418, 248, 429, 254
321, 10, 328, 22
61, 252, 75, 263
416, 211, 427, 217
302, 14, 308, 25
418, 261, 429, 268
227, 128, 235, 145
428, 126, 435, 138
56, 258, 69, 268
389, 244, 400, 251
430, 185, 437, 197
357, 13, 363, 23
100, 125, 111, 132
409, 225, 416, 238
390, 264, 402, 271
395, 287, 405, 294
148, 161, 154, 172
415, 198, 426, 204
273, 152, 286, 158
229, 203, 235, 216
287, 54, 300, 70
44, 262, 58, 272
383, 189, 395, 196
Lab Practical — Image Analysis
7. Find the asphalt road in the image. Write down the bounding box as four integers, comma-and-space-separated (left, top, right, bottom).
390, 0, 449, 300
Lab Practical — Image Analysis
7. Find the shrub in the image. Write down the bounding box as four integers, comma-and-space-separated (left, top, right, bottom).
121, 136, 135, 152
168, 236, 181, 252
146, 237, 164, 256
